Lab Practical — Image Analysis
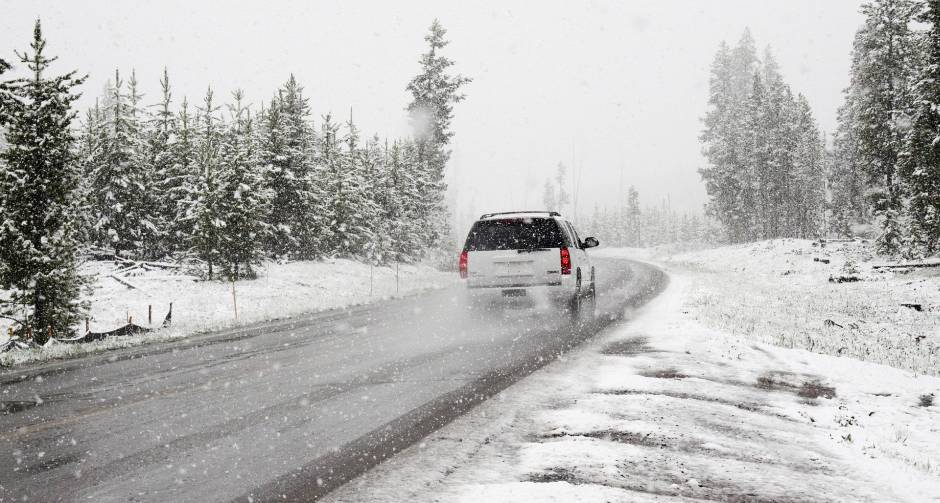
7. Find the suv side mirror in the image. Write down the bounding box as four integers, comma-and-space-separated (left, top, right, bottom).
582, 237, 599, 249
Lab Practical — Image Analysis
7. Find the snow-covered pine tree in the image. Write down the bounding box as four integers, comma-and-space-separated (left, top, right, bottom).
899, 0, 940, 256
741, 71, 765, 240
75, 102, 103, 244
217, 90, 268, 278
0, 56, 11, 122
406, 19, 470, 253
256, 95, 289, 255
542, 181, 557, 212
89, 69, 154, 258
185, 88, 224, 278
759, 49, 798, 238
0, 20, 87, 339
384, 139, 424, 262
381, 140, 406, 262
327, 114, 378, 258
791, 94, 826, 238
700, 36, 756, 243
318, 113, 347, 256
126, 70, 161, 257
702, 32, 829, 243
148, 68, 177, 257
829, 77, 869, 236
358, 134, 386, 263
626, 186, 641, 246
555, 163, 570, 213
361, 135, 395, 264
166, 97, 197, 253
260, 76, 320, 259
849, 0, 920, 253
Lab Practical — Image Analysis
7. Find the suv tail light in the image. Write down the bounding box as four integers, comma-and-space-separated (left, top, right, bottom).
560, 247, 571, 275
459, 250, 468, 279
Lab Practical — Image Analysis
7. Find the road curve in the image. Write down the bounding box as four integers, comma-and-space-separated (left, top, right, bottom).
0, 257, 666, 502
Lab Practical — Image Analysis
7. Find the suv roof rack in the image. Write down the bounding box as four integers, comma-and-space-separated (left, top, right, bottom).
479, 210, 561, 219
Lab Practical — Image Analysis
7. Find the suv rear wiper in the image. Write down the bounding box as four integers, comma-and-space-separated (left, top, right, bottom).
517, 248, 550, 253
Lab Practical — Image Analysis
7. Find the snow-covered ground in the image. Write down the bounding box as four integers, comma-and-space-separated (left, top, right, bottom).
630, 239, 939, 377
325, 251, 940, 502
0, 259, 454, 367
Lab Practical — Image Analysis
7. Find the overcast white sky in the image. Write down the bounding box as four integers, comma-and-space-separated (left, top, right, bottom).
2, 0, 865, 230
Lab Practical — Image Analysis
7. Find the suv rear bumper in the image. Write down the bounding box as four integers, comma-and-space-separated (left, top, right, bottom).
466, 284, 575, 306
467, 280, 562, 289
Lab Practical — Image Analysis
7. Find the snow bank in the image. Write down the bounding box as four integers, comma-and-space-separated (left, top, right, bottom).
0, 259, 454, 367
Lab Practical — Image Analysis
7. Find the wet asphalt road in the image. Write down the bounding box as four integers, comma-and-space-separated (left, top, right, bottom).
0, 257, 665, 502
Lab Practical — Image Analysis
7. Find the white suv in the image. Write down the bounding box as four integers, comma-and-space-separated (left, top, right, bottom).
459, 211, 599, 321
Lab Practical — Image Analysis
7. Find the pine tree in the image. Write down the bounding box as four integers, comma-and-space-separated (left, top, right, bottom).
792, 95, 826, 238
699, 35, 758, 243
217, 90, 268, 278
361, 135, 390, 263
89, 69, 154, 257
849, 0, 920, 253
760, 50, 798, 238
0, 20, 87, 339
75, 102, 102, 244
406, 19, 470, 252
383, 139, 423, 262
900, 0, 940, 255
259, 76, 320, 258
149, 68, 177, 256
829, 82, 869, 236
166, 97, 197, 252
542, 180, 557, 212
256, 95, 289, 255
555, 163, 570, 212
318, 113, 345, 255
127, 70, 161, 257
344, 116, 378, 257
185, 88, 224, 278
742, 71, 767, 240
626, 186, 641, 246
702, 32, 828, 243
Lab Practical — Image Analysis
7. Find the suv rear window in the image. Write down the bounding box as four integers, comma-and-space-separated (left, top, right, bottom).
464, 218, 564, 251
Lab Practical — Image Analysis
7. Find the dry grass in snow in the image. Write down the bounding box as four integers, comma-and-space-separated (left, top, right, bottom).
641, 239, 940, 377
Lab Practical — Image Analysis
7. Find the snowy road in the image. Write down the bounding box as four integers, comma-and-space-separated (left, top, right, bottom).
0, 257, 665, 502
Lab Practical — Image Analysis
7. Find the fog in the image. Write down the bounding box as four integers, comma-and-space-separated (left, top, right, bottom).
2, 0, 864, 230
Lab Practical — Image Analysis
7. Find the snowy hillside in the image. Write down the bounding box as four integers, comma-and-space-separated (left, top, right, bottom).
0, 260, 454, 367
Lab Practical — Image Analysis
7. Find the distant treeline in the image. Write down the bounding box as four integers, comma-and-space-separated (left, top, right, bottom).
585, 186, 721, 249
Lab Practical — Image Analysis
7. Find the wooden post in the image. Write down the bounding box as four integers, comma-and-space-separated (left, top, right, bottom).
26, 326, 32, 341
231, 278, 238, 322
85, 318, 90, 333
47, 326, 53, 341
148, 305, 152, 325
